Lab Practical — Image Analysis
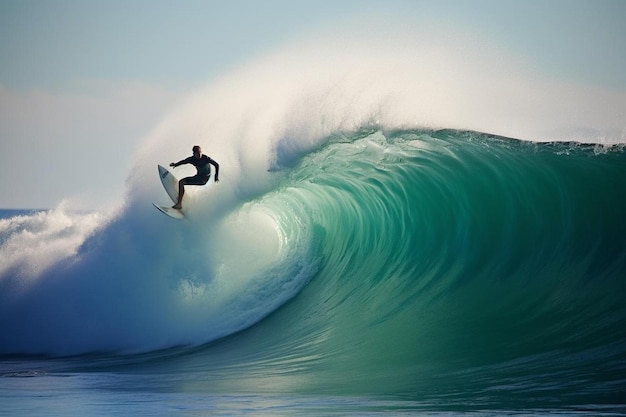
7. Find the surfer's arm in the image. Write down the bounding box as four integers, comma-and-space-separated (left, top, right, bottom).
170, 157, 192, 168
210, 159, 220, 182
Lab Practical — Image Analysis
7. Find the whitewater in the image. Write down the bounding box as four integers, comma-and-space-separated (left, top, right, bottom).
2, 28, 626, 415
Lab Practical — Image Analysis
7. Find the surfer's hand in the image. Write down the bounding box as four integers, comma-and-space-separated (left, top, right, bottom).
215, 177, 219, 183
169, 162, 175, 167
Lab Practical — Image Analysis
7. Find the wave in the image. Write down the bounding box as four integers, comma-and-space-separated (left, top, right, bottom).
1, 128, 625, 354
134, 131, 626, 405
1, 28, 626, 405
2, 128, 626, 408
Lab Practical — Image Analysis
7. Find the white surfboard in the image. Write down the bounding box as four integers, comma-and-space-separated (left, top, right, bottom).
152, 203, 184, 219
153, 165, 184, 219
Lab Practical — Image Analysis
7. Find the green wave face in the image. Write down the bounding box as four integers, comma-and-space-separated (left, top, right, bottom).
200, 129, 626, 402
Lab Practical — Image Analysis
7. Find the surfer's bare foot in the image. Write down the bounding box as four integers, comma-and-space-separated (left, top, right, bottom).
172, 204, 182, 210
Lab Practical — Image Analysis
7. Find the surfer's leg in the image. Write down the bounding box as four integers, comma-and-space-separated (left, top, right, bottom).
173, 176, 208, 209
173, 179, 186, 209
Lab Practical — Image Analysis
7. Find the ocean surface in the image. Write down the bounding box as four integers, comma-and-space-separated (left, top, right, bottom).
1, 128, 625, 415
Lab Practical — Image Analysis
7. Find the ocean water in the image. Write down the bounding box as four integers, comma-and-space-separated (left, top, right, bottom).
2, 25, 626, 415
1, 129, 625, 415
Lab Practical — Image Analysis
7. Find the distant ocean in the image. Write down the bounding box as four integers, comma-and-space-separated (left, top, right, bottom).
2, 24, 626, 415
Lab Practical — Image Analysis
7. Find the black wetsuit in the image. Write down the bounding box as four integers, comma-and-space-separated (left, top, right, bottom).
175, 155, 214, 185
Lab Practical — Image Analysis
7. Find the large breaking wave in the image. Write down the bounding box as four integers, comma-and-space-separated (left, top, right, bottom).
1, 30, 625, 408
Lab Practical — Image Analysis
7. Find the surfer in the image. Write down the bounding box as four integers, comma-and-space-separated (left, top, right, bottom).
169, 145, 219, 209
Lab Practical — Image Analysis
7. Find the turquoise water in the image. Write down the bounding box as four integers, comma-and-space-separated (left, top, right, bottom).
1, 129, 626, 415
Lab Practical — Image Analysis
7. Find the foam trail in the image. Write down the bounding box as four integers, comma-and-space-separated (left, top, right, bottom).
0, 203, 108, 283
1, 24, 625, 356
0, 197, 311, 355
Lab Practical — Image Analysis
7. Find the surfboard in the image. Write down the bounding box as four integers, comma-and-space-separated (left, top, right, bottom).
153, 164, 184, 219
158, 165, 179, 203
152, 203, 184, 219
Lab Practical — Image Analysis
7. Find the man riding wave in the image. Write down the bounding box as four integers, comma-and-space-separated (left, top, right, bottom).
169, 145, 219, 210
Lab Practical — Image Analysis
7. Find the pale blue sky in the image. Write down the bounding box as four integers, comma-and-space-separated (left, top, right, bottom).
1, 0, 625, 208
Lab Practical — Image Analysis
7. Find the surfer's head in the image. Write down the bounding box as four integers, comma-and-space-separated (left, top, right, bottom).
192, 145, 202, 158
